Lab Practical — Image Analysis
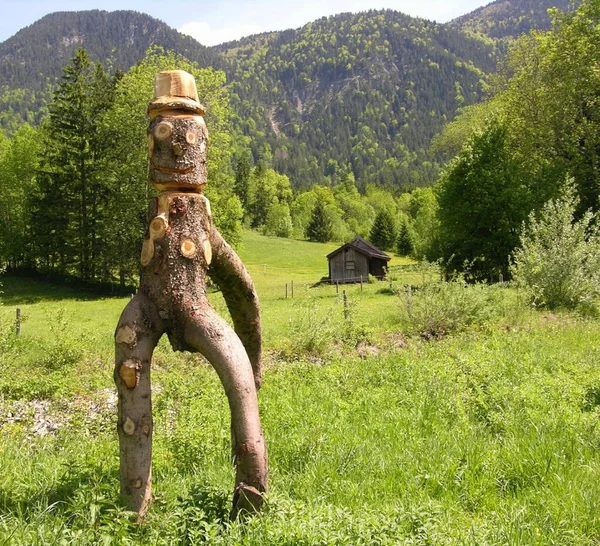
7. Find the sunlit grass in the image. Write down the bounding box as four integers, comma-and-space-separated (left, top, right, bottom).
0, 231, 599, 544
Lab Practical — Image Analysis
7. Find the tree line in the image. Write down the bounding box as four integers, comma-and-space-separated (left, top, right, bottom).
430, 0, 600, 281
0, 45, 428, 288
0, 47, 238, 288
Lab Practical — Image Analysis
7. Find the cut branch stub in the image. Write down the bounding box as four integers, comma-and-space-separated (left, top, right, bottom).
150, 215, 168, 239
181, 238, 197, 259
231, 484, 264, 519
203, 240, 212, 265
119, 359, 142, 389
141, 238, 155, 267
123, 416, 136, 436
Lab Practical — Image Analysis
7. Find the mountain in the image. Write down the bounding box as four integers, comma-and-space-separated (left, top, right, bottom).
216, 10, 496, 190
0, 1, 574, 191
450, 0, 577, 40
0, 10, 218, 92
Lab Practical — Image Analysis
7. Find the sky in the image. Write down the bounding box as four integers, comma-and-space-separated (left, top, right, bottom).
0, 0, 490, 45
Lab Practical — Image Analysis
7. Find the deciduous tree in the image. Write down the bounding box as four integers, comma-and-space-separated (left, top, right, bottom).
436, 120, 531, 280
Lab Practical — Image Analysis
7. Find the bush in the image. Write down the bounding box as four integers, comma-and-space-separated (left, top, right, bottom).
398, 274, 502, 339
0, 275, 19, 356
511, 187, 600, 312
284, 298, 340, 357
283, 292, 372, 357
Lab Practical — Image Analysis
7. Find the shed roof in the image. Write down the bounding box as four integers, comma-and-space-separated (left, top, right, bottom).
326, 236, 391, 261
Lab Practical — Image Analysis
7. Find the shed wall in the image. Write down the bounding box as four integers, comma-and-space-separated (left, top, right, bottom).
329, 248, 370, 283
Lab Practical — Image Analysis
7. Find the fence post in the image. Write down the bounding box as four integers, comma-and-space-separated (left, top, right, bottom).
291, 280, 294, 299
360, 275, 363, 292
343, 290, 349, 321
285, 283, 288, 299
16, 308, 21, 336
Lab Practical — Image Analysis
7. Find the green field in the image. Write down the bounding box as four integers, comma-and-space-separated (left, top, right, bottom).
1, 231, 599, 544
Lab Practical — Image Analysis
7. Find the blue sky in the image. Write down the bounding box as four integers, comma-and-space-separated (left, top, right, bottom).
0, 0, 489, 45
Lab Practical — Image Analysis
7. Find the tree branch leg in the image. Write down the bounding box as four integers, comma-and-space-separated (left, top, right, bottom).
114, 294, 163, 520
183, 307, 268, 517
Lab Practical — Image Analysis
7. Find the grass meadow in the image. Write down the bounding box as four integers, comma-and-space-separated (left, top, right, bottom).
0, 231, 599, 544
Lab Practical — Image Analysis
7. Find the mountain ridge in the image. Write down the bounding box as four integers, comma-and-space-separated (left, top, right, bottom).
0, 9, 218, 91
0, 1, 571, 190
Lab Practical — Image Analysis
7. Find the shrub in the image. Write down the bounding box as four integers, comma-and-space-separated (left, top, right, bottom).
399, 275, 502, 339
285, 298, 339, 357
40, 308, 83, 369
0, 275, 18, 356
511, 187, 600, 312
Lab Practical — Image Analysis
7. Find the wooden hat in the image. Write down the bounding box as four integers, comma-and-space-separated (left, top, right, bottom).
148, 70, 205, 117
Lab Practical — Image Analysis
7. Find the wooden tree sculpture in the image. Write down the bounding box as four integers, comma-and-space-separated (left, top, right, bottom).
114, 70, 268, 520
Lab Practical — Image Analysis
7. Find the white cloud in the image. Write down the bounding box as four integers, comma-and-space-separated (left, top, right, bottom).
179, 21, 263, 46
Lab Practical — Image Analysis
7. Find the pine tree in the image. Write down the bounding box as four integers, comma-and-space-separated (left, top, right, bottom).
32, 49, 116, 281
306, 200, 333, 242
369, 209, 397, 250
397, 221, 413, 256
233, 151, 252, 210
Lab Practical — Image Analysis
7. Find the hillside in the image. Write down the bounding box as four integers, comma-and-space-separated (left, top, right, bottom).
216, 10, 496, 190
0, 1, 576, 190
0, 10, 218, 92
450, 0, 577, 40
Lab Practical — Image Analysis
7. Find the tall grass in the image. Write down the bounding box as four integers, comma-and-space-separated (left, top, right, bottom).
0, 231, 599, 544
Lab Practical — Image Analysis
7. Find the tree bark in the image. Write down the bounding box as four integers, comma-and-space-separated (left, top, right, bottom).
209, 227, 263, 390
115, 191, 267, 519
114, 293, 163, 519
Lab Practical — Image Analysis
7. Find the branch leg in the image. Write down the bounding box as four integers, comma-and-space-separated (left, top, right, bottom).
114, 294, 163, 520
183, 307, 268, 517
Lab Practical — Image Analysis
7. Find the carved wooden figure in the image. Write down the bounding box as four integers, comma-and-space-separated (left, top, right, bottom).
114, 70, 267, 520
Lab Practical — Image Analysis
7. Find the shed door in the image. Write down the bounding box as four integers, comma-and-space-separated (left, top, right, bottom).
344, 248, 356, 281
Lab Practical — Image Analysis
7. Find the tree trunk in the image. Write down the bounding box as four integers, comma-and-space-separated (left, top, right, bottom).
115, 192, 267, 519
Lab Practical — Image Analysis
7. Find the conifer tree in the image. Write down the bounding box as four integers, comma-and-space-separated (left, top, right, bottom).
233, 151, 252, 209
369, 209, 397, 250
32, 48, 116, 280
397, 221, 413, 256
306, 200, 333, 242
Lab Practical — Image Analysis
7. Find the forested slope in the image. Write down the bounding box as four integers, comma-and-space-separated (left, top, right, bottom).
0, 1, 576, 190
217, 10, 496, 190
0, 10, 217, 91
0, 10, 219, 132
450, 0, 577, 40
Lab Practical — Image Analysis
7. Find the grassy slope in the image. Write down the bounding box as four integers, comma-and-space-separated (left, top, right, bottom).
0, 231, 599, 544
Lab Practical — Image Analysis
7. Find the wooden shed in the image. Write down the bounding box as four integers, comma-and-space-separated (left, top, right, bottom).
326, 236, 391, 284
